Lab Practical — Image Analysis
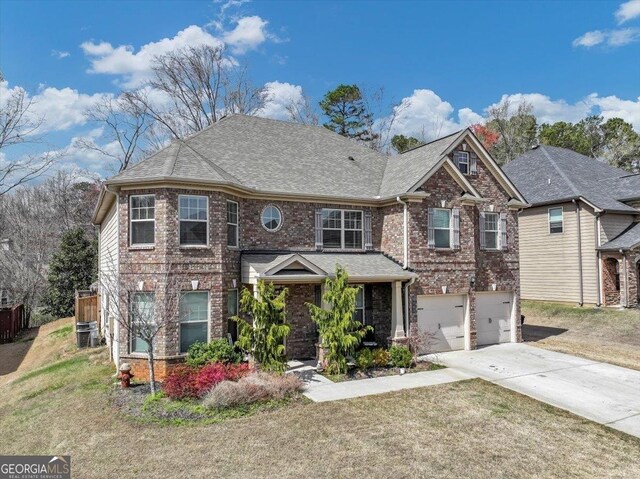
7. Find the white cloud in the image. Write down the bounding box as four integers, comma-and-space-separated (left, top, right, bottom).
51, 50, 70, 59
0, 80, 110, 135
590, 94, 640, 127
384, 89, 482, 141
223, 16, 270, 54
81, 25, 223, 88
608, 27, 640, 46
256, 81, 304, 120
573, 30, 606, 47
616, 0, 640, 24
486, 93, 592, 124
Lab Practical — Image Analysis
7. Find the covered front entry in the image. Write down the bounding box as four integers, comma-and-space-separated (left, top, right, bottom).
417, 294, 466, 353
241, 252, 417, 360
475, 291, 513, 346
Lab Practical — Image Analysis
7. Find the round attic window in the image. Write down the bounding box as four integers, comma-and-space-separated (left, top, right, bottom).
261, 205, 282, 232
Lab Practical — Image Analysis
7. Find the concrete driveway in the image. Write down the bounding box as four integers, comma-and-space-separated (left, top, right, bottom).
429, 343, 640, 438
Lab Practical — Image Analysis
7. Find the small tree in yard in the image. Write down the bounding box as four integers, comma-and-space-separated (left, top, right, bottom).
44, 227, 97, 318
99, 259, 181, 394
306, 267, 370, 375
232, 281, 290, 373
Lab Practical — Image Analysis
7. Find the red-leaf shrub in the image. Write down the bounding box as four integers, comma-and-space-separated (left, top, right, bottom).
163, 362, 253, 400
162, 365, 198, 400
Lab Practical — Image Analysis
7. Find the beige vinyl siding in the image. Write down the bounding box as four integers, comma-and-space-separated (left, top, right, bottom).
98, 201, 119, 362
518, 201, 598, 304
600, 213, 635, 244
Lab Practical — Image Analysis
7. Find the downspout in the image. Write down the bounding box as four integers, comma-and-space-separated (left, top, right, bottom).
396, 196, 408, 269
596, 214, 602, 306
573, 199, 584, 306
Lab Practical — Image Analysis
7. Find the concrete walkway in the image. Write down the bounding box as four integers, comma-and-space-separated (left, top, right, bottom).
427, 343, 640, 438
287, 360, 475, 403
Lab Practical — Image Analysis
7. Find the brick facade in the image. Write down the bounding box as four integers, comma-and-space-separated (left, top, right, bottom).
601, 251, 640, 308
108, 137, 522, 379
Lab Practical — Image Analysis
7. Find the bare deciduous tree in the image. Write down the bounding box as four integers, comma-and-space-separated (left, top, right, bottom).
486, 98, 538, 164
360, 85, 409, 154
285, 90, 319, 126
0, 84, 54, 195
99, 259, 182, 393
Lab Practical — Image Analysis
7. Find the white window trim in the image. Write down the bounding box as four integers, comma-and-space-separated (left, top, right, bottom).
178, 194, 209, 248
322, 208, 364, 250
129, 194, 155, 247
227, 288, 239, 318
129, 291, 155, 355
483, 212, 500, 250
179, 291, 210, 355
548, 207, 564, 234
456, 151, 470, 175
433, 208, 453, 249
227, 200, 239, 248
354, 284, 365, 324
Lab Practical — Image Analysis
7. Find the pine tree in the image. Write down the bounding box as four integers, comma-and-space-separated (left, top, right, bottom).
44, 227, 97, 318
319, 84, 378, 143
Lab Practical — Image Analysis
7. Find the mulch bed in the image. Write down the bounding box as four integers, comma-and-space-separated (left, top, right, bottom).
323, 361, 445, 382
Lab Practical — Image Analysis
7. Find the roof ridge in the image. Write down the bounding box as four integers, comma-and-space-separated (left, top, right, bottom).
539, 145, 581, 197
179, 139, 244, 185
398, 129, 463, 155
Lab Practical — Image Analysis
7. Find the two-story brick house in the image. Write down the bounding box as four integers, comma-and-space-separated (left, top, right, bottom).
92, 115, 527, 377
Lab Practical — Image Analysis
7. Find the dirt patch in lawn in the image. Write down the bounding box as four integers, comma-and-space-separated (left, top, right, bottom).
2, 329, 640, 478
522, 301, 640, 370
323, 360, 445, 382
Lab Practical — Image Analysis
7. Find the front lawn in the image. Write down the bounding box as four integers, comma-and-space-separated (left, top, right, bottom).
522, 300, 640, 370
2, 318, 640, 478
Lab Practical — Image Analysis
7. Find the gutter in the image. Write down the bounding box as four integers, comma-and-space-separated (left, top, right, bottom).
396, 196, 409, 269
573, 199, 584, 306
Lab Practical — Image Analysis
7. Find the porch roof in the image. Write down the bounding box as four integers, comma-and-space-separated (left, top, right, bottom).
242, 252, 417, 284
599, 222, 640, 252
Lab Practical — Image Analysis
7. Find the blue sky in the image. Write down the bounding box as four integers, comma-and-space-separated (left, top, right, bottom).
1, 0, 639, 177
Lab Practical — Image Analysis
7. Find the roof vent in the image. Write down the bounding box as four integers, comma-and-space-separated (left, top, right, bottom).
348, 156, 355, 161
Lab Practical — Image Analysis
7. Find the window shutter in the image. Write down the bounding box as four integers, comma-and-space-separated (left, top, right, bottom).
500, 211, 508, 251
452, 208, 461, 249
427, 208, 435, 249
470, 152, 478, 175
479, 211, 486, 250
315, 209, 323, 251
364, 210, 373, 250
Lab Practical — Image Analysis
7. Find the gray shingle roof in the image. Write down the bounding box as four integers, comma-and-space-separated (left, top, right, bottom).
109, 115, 389, 199
242, 252, 415, 280
107, 115, 473, 200
599, 222, 640, 251
503, 145, 640, 213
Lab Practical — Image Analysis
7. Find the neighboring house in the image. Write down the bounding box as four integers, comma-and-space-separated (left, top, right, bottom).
92, 115, 527, 377
504, 145, 640, 308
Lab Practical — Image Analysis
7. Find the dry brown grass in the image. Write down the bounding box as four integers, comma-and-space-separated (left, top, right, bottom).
522, 301, 640, 370
2, 316, 640, 478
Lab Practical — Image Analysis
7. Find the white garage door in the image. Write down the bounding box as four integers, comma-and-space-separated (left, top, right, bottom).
476, 291, 513, 346
417, 294, 466, 353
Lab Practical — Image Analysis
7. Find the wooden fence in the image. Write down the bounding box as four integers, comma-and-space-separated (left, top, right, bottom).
0, 304, 27, 343
75, 291, 99, 326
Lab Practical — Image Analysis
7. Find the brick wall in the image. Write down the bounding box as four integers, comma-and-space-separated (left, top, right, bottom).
285, 283, 317, 359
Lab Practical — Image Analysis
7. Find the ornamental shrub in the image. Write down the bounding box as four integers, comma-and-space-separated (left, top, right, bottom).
355, 348, 374, 370
186, 339, 243, 367
372, 348, 391, 368
389, 345, 413, 369
162, 365, 198, 400
203, 372, 304, 409
163, 363, 252, 400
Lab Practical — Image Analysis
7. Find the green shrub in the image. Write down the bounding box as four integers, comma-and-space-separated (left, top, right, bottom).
355, 348, 374, 370
186, 339, 243, 367
389, 345, 412, 368
372, 348, 390, 368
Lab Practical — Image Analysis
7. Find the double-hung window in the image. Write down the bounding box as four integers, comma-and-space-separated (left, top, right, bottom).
130, 292, 155, 353
179, 292, 209, 353
549, 207, 563, 234
482, 213, 499, 249
179, 195, 208, 246
130, 195, 155, 246
227, 201, 239, 247
0, 289, 9, 306
433, 208, 452, 248
455, 151, 470, 174
322, 209, 363, 249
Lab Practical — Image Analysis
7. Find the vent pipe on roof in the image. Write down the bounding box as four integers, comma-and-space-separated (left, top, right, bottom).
348, 156, 355, 161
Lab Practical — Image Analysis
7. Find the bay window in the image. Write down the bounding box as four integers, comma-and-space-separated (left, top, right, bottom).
179, 292, 209, 353
179, 195, 208, 246
130, 195, 155, 246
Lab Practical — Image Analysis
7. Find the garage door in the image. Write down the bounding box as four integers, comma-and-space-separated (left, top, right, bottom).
476, 291, 513, 346
417, 294, 466, 353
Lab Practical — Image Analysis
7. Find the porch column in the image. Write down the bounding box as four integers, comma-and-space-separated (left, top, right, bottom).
391, 281, 405, 339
